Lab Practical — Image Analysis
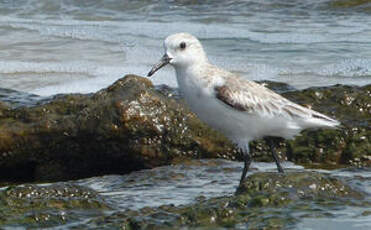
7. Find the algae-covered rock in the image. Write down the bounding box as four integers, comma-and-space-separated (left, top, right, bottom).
0, 183, 108, 228
236, 171, 364, 199
250, 83, 371, 168
154, 81, 370, 168
0, 75, 237, 182
330, 0, 371, 9
0, 75, 369, 182
71, 171, 367, 230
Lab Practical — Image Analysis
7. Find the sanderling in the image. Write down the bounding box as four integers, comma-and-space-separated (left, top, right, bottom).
147, 33, 340, 185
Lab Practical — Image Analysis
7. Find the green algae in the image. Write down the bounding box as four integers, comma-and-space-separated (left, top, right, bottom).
0, 183, 108, 228
250, 83, 370, 168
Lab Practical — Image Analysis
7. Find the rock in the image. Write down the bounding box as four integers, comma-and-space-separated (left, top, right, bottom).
330, 0, 371, 9
0, 183, 109, 228
156, 81, 371, 168
236, 171, 364, 199
0, 75, 369, 182
69, 171, 367, 229
0, 75, 237, 182
250, 83, 371, 168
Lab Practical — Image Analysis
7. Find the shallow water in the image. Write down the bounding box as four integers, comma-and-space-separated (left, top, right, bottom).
0, 0, 370, 99
59, 161, 371, 229
0, 159, 370, 229
77, 160, 304, 210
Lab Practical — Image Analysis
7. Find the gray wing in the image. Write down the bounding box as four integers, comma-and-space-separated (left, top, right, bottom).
214, 78, 339, 126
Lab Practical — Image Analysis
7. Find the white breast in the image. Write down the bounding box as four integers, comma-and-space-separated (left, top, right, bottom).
176, 69, 302, 146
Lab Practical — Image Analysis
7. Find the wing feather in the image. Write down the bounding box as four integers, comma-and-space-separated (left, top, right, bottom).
214, 77, 339, 128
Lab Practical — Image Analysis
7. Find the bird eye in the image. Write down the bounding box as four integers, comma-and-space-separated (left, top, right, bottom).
180, 42, 186, 50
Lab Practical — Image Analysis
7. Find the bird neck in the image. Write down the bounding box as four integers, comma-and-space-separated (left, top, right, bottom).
175, 60, 214, 93
176, 57, 209, 74
175, 63, 201, 84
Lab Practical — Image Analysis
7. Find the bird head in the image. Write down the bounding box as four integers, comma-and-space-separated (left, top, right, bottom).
147, 33, 208, 77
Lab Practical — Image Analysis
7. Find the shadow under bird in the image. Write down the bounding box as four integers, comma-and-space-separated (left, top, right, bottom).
147, 33, 340, 185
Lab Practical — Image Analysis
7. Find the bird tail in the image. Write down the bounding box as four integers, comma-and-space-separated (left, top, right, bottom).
305, 110, 341, 129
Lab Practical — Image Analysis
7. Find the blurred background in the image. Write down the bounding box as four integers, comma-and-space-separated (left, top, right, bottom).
0, 0, 370, 96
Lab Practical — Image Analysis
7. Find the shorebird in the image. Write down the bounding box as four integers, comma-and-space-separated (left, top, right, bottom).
147, 33, 340, 185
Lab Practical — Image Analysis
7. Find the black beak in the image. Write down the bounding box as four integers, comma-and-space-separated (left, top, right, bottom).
147, 54, 172, 77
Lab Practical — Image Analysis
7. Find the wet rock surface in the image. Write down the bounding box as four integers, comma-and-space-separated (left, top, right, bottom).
236, 171, 364, 199
0, 75, 370, 182
250, 83, 370, 168
67, 171, 367, 230
0, 75, 237, 182
0, 183, 108, 228
0, 160, 369, 229
154, 80, 371, 169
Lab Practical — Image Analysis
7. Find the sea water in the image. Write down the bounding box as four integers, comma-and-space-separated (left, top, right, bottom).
0, 0, 370, 97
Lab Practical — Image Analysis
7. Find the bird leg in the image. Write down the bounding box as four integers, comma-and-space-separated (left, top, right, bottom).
239, 151, 252, 185
265, 138, 284, 173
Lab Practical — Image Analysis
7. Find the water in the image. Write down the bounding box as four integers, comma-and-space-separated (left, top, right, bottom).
0, 0, 370, 98
0, 160, 370, 229
74, 161, 371, 229
77, 160, 304, 210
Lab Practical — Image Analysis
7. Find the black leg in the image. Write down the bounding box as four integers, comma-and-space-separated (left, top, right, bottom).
266, 138, 284, 173
240, 152, 252, 185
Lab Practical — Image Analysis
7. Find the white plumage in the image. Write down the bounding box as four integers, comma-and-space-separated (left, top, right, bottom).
148, 32, 340, 184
